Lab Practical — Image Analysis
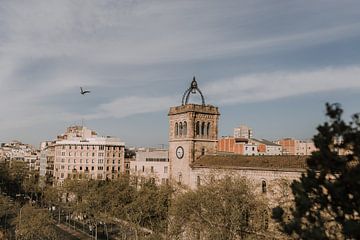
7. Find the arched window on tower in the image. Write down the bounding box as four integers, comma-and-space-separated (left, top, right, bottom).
207, 122, 211, 137
262, 180, 267, 193
175, 123, 178, 137
196, 121, 200, 136
178, 173, 182, 184
179, 122, 183, 136
201, 122, 205, 136
183, 121, 187, 136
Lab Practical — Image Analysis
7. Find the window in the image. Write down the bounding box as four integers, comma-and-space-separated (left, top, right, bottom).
179, 122, 183, 136
175, 123, 178, 136
262, 180, 267, 193
197, 176, 201, 186
164, 166, 168, 174
183, 121, 187, 136
201, 122, 205, 136
196, 121, 200, 136
178, 173, 182, 184
142, 166, 145, 172
151, 166, 154, 173
207, 122, 210, 136
263, 210, 269, 230
91, 166, 94, 171
135, 165, 137, 172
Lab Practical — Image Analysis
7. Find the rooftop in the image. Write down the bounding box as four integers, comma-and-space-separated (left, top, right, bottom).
192, 154, 307, 171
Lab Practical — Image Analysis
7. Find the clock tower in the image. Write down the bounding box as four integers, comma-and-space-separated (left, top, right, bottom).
168, 77, 220, 186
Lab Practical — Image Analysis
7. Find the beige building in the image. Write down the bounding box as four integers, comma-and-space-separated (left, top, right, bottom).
275, 138, 317, 155
130, 148, 169, 185
53, 126, 125, 185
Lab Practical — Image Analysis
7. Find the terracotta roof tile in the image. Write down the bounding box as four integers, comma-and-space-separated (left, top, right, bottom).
192, 154, 308, 171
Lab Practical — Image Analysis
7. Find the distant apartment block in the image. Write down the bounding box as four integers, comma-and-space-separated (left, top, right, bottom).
0, 140, 40, 171
218, 136, 281, 156
130, 148, 169, 185
39, 141, 56, 184
251, 138, 282, 155
52, 126, 125, 185
234, 124, 253, 139
275, 138, 317, 155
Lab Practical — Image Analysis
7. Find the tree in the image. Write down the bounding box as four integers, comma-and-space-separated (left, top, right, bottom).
169, 177, 268, 240
14, 204, 59, 240
273, 103, 360, 239
0, 195, 15, 239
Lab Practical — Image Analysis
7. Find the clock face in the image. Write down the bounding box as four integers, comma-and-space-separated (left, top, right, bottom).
176, 146, 184, 159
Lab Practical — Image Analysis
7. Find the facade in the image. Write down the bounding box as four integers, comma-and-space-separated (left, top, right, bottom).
251, 138, 282, 155
39, 141, 56, 184
53, 126, 125, 185
130, 148, 169, 184
0, 140, 40, 171
218, 137, 282, 156
276, 138, 316, 155
234, 124, 253, 139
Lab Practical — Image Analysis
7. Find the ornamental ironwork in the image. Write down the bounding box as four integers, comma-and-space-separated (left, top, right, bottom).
181, 76, 205, 105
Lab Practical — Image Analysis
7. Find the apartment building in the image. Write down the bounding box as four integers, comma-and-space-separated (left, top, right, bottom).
234, 125, 253, 139
275, 138, 316, 155
218, 137, 281, 156
0, 140, 40, 171
53, 126, 125, 185
251, 138, 282, 155
130, 148, 169, 185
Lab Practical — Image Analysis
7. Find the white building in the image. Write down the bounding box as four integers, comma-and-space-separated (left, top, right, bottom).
130, 148, 169, 185
0, 140, 40, 171
251, 138, 282, 155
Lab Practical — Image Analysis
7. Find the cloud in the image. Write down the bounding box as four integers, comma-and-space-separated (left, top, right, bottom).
62, 95, 177, 121
204, 65, 360, 105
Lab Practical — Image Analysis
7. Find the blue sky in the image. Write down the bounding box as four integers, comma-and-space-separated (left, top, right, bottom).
0, 0, 360, 147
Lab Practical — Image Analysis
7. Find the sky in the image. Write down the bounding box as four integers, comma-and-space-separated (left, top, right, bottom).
0, 0, 360, 147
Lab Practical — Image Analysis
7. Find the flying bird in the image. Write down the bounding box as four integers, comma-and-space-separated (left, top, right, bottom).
80, 87, 91, 95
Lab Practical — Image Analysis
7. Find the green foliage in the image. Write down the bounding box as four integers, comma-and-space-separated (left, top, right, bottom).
169, 177, 268, 240
0, 194, 15, 239
60, 176, 172, 238
15, 204, 59, 240
273, 103, 360, 239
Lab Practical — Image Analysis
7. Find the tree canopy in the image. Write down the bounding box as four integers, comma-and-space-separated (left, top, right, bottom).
273, 103, 360, 239
170, 177, 268, 240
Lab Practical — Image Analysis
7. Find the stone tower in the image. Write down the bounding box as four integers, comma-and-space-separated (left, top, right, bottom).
168, 77, 220, 186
